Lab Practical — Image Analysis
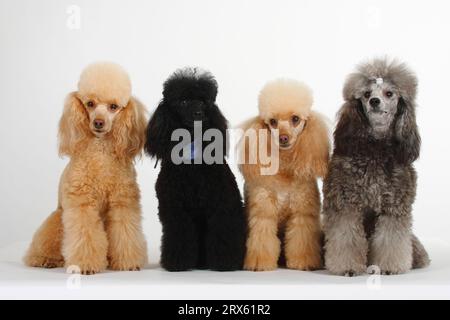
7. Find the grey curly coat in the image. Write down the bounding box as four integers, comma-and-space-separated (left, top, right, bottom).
323, 58, 430, 276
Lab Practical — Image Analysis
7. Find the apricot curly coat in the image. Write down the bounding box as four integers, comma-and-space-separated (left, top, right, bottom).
239, 79, 330, 271
24, 62, 148, 274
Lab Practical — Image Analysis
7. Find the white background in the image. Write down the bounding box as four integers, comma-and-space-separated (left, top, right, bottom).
0, 0, 449, 299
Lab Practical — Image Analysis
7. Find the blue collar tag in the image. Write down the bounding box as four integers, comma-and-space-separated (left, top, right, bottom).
190, 141, 196, 160
182, 140, 200, 163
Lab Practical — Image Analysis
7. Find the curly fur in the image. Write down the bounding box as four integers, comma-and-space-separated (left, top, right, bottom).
24, 62, 148, 274
323, 58, 430, 276
239, 79, 330, 271
145, 67, 246, 271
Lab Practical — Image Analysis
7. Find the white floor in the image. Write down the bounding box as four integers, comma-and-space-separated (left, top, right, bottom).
1, 239, 449, 300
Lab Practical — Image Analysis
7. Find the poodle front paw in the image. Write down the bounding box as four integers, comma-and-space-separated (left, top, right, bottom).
286, 259, 321, 271
370, 256, 412, 276
326, 263, 366, 277
376, 264, 410, 275
343, 269, 364, 277
325, 247, 367, 276
381, 270, 395, 275
65, 257, 107, 275
161, 263, 193, 272
244, 252, 278, 271
286, 253, 322, 271
107, 252, 146, 271
160, 255, 196, 272
108, 261, 143, 271
208, 261, 242, 272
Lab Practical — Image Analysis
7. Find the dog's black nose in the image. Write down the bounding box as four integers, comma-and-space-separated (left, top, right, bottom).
369, 98, 381, 108
94, 119, 104, 129
193, 111, 204, 118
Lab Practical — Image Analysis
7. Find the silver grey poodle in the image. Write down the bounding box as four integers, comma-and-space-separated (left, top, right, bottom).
323, 58, 430, 276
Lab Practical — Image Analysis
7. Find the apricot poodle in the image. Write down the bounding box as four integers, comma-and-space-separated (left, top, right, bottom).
239, 79, 330, 271
323, 58, 430, 276
24, 62, 148, 274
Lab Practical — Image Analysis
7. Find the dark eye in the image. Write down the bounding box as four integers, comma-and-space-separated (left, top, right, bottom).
292, 115, 300, 124
86, 101, 94, 108
269, 119, 277, 127
110, 104, 119, 111
181, 100, 188, 106
386, 91, 393, 98
364, 91, 371, 99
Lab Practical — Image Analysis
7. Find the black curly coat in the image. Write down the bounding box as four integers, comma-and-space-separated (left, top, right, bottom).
145, 68, 246, 271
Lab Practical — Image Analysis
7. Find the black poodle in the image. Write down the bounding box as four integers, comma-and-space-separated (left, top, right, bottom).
323, 58, 430, 276
145, 67, 246, 271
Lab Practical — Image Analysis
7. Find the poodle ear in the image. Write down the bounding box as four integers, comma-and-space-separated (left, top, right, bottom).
238, 117, 271, 180
58, 92, 90, 156
110, 97, 148, 160
207, 104, 228, 134
394, 98, 420, 164
145, 101, 175, 160
333, 99, 368, 156
207, 104, 229, 156
293, 112, 331, 178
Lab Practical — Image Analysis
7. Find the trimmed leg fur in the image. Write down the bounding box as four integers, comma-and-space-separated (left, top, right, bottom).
284, 184, 322, 270
105, 202, 147, 271
369, 213, 413, 275
62, 205, 108, 275
244, 188, 280, 271
324, 208, 368, 276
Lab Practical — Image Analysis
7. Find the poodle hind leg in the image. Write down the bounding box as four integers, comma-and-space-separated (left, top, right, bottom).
244, 188, 280, 271
159, 207, 199, 271
62, 205, 108, 275
105, 200, 147, 271
412, 234, 430, 269
369, 212, 413, 275
205, 207, 246, 271
24, 209, 65, 268
324, 207, 368, 276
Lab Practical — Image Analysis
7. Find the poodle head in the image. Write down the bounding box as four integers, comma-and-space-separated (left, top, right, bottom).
145, 67, 228, 159
258, 79, 313, 150
342, 57, 418, 138
336, 57, 420, 163
161, 67, 220, 129
76, 62, 132, 137
59, 62, 147, 159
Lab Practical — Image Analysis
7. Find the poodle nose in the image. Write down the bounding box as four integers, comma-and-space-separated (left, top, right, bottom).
193, 110, 204, 118
279, 135, 289, 145
94, 119, 104, 129
369, 98, 381, 108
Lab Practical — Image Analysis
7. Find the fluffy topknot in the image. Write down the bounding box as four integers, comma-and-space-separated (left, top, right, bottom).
343, 58, 418, 102
162, 67, 218, 103
78, 62, 132, 107
258, 79, 313, 120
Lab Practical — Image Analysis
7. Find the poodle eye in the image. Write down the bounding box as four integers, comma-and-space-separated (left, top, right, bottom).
385, 91, 393, 98
363, 91, 371, 99
109, 104, 119, 111
292, 115, 300, 124
269, 119, 277, 127
86, 101, 95, 108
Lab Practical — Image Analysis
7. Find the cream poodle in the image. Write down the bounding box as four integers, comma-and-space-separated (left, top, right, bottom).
24, 62, 148, 274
